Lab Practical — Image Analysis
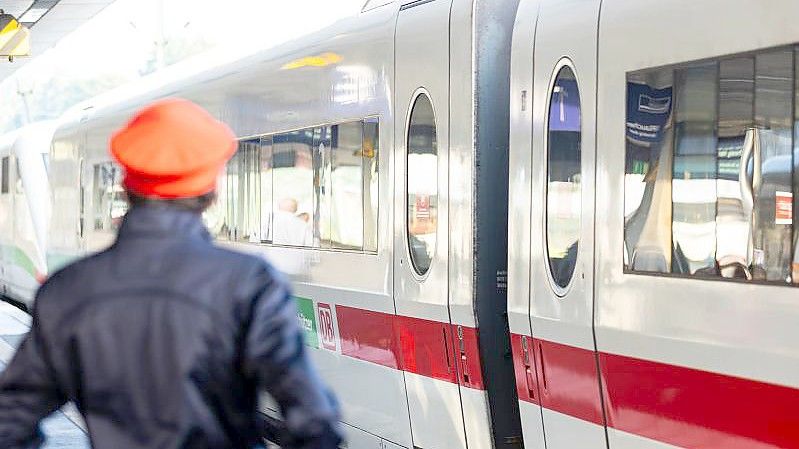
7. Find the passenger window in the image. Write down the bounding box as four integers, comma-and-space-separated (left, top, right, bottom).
93, 162, 126, 232
363, 118, 379, 252
272, 129, 315, 247
624, 46, 799, 284
220, 119, 380, 253
546, 65, 582, 291
330, 121, 365, 250
259, 136, 273, 243
238, 139, 262, 243
407, 93, 438, 276
15, 160, 23, 194
1, 157, 8, 194
314, 126, 333, 247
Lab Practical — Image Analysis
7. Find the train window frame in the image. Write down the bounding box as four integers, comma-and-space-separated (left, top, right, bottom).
622, 44, 799, 287
543, 58, 583, 297
405, 88, 438, 279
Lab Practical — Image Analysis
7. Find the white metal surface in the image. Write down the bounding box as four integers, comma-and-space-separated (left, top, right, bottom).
0, 123, 52, 305
595, 0, 799, 393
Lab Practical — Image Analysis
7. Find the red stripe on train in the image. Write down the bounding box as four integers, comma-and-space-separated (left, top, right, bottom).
510, 335, 604, 424
601, 352, 799, 449
335, 306, 484, 389
511, 332, 799, 448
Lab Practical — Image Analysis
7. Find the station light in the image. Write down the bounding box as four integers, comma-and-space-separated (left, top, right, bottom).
0, 11, 31, 61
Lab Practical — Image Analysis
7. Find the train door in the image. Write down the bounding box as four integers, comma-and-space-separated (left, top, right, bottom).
597, 1, 799, 448
394, 1, 467, 449
525, 1, 606, 448
507, 1, 547, 448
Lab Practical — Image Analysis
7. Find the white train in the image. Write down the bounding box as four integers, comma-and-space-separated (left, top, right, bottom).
0, 122, 52, 306
2, 1, 799, 448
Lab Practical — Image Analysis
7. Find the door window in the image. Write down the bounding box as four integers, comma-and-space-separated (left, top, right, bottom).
546, 65, 582, 291
407, 93, 438, 276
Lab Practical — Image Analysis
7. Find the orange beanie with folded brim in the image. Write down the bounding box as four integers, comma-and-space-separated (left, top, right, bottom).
110, 98, 236, 199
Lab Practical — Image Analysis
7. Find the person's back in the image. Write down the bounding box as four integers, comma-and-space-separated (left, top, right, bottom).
0, 99, 342, 449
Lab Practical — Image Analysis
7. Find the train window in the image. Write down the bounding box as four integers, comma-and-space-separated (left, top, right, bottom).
220, 119, 380, 253
624, 46, 799, 284
92, 162, 126, 232
330, 121, 365, 250
272, 129, 315, 247
314, 126, 333, 247
1, 157, 8, 194
203, 170, 229, 240
259, 136, 273, 243
15, 160, 23, 194
546, 65, 582, 291
363, 118, 379, 252
407, 93, 438, 276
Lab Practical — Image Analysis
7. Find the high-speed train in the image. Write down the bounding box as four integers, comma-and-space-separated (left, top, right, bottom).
2, 0, 799, 448
0, 122, 53, 306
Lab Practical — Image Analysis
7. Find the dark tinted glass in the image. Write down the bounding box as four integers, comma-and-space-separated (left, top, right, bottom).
546, 66, 582, 290
1, 157, 8, 194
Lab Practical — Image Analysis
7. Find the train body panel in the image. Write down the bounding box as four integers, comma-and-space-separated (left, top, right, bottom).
509, 1, 799, 449
595, 1, 799, 448
0, 124, 53, 306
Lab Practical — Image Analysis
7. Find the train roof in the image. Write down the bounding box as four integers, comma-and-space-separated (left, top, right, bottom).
57, 6, 384, 136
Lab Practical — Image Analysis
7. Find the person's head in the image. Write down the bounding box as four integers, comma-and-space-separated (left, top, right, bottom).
110, 98, 236, 213
278, 197, 298, 214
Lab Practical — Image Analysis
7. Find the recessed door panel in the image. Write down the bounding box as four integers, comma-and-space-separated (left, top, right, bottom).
528, 1, 606, 448
394, 1, 466, 448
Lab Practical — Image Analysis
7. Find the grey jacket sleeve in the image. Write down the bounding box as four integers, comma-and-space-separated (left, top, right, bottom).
0, 309, 66, 449
241, 265, 343, 449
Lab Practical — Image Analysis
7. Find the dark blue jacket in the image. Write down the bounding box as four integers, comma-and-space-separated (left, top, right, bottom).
0, 205, 342, 449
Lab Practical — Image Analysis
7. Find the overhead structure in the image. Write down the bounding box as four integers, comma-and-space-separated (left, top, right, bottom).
0, 0, 115, 80
0, 12, 31, 60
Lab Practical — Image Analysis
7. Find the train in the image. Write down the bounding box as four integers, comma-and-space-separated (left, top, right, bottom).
1, 0, 798, 448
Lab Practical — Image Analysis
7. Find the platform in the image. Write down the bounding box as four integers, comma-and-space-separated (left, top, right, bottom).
0, 302, 90, 449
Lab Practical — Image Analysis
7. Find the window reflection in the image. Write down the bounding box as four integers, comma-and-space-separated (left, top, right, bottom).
363, 118, 379, 253
407, 93, 437, 276
93, 162, 126, 232
546, 66, 582, 290
273, 130, 314, 247
331, 122, 365, 250
625, 46, 799, 284
218, 119, 380, 252
259, 136, 273, 243
672, 63, 718, 275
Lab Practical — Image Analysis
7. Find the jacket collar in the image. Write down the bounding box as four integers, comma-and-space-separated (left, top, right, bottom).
116, 204, 211, 242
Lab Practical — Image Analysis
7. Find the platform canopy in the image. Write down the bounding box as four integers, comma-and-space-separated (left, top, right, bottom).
0, 0, 114, 80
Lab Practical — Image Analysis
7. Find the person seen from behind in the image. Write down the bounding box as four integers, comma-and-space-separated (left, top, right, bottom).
0, 98, 343, 449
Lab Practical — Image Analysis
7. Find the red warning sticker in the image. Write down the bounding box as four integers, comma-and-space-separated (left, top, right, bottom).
776, 191, 793, 225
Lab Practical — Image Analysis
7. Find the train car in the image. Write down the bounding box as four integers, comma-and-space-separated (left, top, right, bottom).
47, 1, 522, 448
0, 123, 53, 307
25, 0, 799, 448
508, 1, 799, 449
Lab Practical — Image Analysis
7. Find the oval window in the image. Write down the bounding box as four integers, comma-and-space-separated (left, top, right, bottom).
407, 93, 437, 276
546, 65, 582, 291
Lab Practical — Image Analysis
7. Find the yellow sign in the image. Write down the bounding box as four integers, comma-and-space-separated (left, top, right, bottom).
0, 13, 31, 58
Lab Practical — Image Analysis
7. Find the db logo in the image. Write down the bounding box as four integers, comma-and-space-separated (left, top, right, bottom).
317, 303, 336, 351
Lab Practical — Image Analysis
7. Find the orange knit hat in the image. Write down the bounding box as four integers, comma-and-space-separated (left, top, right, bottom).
110, 98, 236, 199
